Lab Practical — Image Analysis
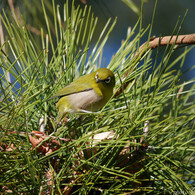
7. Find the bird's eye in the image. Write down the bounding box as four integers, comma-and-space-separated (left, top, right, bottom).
105, 76, 111, 83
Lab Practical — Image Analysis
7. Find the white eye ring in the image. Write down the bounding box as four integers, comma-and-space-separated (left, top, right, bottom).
105, 76, 111, 83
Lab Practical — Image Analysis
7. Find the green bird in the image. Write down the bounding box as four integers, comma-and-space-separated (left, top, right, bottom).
50, 68, 115, 123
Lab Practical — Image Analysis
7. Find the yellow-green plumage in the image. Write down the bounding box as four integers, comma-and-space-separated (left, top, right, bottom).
50, 68, 115, 123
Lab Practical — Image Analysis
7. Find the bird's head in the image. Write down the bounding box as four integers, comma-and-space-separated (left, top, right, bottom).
94, 68, 115, 89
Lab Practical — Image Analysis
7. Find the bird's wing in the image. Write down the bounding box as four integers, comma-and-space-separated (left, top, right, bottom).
49, 82, 93, 100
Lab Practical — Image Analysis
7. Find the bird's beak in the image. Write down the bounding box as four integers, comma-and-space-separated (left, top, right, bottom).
96, 79, 103, 83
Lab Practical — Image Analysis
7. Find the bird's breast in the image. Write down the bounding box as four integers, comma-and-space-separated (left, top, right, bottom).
68, 89, 103, 111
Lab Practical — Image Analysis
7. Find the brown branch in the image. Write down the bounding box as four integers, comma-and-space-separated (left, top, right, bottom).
114, 33, 195, 97
139, 34, 195, 52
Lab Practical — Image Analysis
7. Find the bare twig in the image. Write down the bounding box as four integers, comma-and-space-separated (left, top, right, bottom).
136, 34, 195, 56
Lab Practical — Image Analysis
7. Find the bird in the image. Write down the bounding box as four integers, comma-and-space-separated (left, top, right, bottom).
49, 68, 115, 123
